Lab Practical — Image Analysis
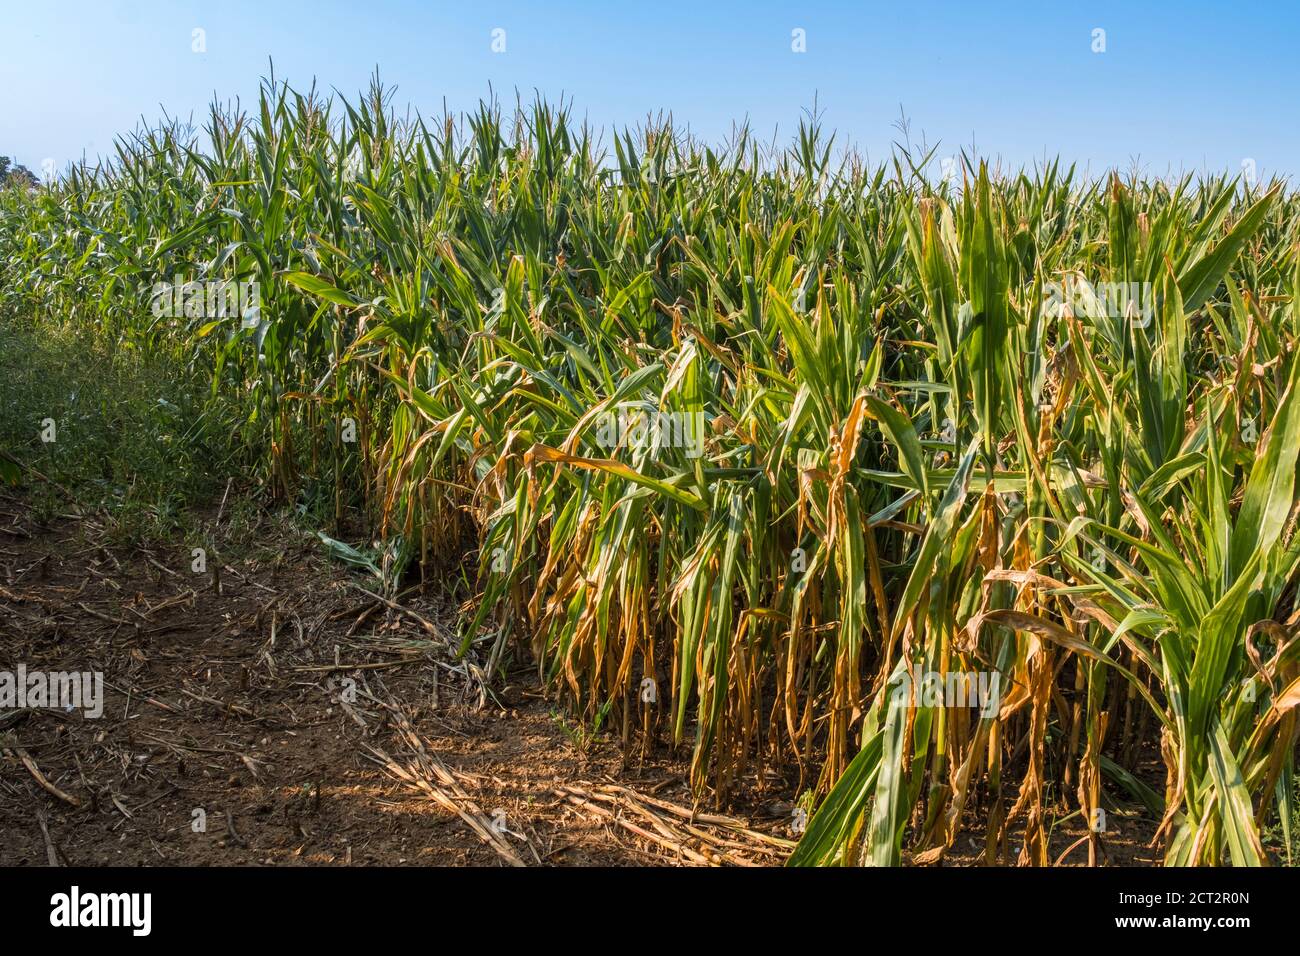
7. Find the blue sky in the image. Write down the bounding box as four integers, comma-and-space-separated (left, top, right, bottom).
3, 1, 1298, 182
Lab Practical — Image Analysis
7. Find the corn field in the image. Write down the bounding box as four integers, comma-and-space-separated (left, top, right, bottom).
3, 76, 1300, 867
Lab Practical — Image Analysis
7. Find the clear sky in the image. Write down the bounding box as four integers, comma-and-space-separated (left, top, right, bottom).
3, 0, 1297, 182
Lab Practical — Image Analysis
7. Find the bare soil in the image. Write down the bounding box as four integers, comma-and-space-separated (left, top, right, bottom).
0, 492, 796, 866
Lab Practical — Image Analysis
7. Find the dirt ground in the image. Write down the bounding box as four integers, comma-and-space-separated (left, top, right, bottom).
0, 489, 1163, 866
0, 490, 800, 867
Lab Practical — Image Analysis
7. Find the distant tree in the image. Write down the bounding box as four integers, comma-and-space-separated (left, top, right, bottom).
0, 156, 39, 188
